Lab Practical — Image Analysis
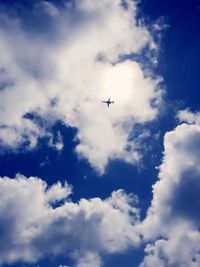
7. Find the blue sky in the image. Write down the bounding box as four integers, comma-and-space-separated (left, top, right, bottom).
0, 1, 199, 267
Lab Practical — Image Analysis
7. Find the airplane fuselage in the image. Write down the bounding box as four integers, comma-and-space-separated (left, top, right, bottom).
102, 98, 114, 107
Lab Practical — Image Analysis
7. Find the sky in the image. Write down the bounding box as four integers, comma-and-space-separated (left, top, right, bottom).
0, 0, 200, 267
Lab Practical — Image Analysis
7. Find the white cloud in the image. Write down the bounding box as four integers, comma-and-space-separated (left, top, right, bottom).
139, 112, 200, 266
48, 131, 64, 152
0, 174, 141, 266
75, 252, 101, 267
140, 230, 200, 267
0, 0, 163, 172
178, 109, 200, 125
46, 180, 72, 203
3, 115, 200, 267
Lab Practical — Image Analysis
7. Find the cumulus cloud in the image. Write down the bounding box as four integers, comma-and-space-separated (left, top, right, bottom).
3, 114, 200, 267
0, 174, 141, 266
0, 0, 163, 172
139, 111, 200, 266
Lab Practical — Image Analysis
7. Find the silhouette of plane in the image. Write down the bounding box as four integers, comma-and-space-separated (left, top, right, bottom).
102, 97, 114, 107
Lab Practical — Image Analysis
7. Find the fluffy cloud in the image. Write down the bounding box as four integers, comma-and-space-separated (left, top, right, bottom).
75, 252, 101, 267
3, 114, 200, 267
178, 109, 200, 124
139, 112, 200, 266
0, 0, 163, 172
0, 174, 141, 266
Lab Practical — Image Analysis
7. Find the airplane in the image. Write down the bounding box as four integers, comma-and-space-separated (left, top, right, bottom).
102, 97, 114, 107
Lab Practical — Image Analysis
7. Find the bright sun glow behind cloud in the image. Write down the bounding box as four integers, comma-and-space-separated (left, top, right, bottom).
100, 62, 135, 105
0, 0, 162, 173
